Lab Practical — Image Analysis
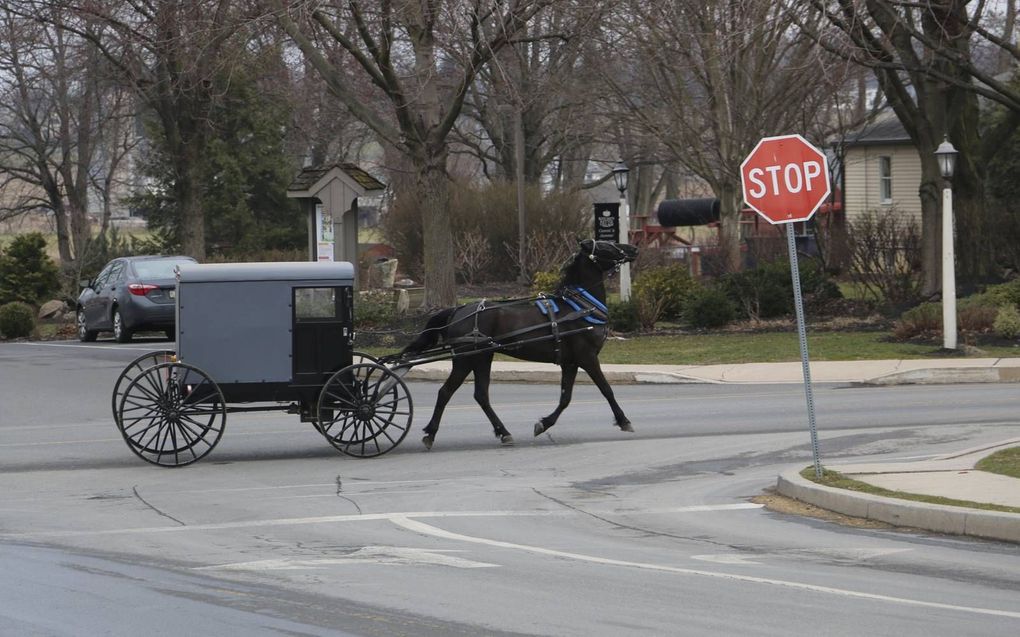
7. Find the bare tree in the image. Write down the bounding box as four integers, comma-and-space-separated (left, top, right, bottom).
801, 0, 1017, 293
604, 0, 851, 271
16, 1, 257, 261
0, 5, 133, 265
454, 3, 608, 187
270, 0, 553, 307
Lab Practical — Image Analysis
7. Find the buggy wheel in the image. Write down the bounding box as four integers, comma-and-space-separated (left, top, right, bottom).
317, 363, 413, 458
112, 350, 176, 425
117, 362, 226, 467
352, 350, 378, 365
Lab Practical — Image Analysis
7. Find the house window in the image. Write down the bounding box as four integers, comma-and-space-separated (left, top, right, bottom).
878, 156, 893, 204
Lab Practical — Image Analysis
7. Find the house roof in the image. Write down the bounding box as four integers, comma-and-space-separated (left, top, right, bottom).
840, 114, 913, 146
842, 115, 913, 147
287, 163, 386, 194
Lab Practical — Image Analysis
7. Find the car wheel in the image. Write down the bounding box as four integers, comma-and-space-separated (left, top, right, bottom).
113, 309, 132, 343
77, 309, 97, 342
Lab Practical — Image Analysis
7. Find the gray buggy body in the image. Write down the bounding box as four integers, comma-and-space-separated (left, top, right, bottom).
175, 261, 355, 403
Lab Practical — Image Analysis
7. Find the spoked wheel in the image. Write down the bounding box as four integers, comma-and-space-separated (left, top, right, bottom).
317, 363, 413, 458
352, 351, 378, 365
116, 362, 226, 467
112, 350, 176, 425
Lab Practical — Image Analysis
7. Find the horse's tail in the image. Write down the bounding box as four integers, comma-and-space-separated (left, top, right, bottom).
401, 306, 458, 354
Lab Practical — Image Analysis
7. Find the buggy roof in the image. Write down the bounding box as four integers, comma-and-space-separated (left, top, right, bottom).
176, 261, 354, 284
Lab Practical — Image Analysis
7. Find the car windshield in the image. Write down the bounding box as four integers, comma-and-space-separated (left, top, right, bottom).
133, 258, 194, 279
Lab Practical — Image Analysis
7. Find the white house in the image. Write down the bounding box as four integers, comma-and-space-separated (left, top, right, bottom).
840, 114, 923, 225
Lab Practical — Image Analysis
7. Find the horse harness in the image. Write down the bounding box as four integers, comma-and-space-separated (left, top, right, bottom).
439, 287, 608, 367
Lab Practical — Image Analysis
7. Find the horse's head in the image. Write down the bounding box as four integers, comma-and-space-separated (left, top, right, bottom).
577, 239, 638, 273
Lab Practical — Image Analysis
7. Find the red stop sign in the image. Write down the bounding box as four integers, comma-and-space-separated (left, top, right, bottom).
740, 134, 831, 224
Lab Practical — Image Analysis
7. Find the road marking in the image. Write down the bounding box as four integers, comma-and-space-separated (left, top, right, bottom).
197, 546, 498, 571
691, 554, 763, 565
690, 548, 912, 566
389, 516, 1020, 620
0, 504, 762, 539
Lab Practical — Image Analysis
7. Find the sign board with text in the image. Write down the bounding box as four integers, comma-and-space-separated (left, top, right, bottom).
740, 134, 830, 224
593, 202, 620, 242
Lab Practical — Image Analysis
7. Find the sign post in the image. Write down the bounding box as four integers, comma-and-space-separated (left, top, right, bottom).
740, 134, 830, 478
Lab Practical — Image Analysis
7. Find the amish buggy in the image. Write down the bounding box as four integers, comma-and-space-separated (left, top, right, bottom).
111, 240, 636, 466
111, 261, 408, 466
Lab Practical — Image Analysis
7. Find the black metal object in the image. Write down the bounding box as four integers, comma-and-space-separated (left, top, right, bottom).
116, 362, 226, 467
316, 363, 412, 458
112, 350, 175, 425
656, 198, 720, 227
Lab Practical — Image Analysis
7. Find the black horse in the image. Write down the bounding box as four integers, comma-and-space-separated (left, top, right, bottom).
400, 239, 638, 449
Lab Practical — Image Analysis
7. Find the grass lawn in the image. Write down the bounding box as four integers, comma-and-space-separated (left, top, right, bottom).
976, 447, 1020, 479
353, 331, 1020, 366
597, 332, 1020, 365
801, 466, 1020, 515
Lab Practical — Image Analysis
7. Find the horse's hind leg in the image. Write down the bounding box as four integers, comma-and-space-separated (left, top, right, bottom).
579, 357, 633, 432
471, 354, 513, 445
534, 364, 578, 436
422, 359, 471, 449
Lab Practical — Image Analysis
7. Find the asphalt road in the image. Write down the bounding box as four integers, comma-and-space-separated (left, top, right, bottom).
2, 339, 1020, 636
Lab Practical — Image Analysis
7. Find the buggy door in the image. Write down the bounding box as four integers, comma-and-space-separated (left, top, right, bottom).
292, 286, 353, 386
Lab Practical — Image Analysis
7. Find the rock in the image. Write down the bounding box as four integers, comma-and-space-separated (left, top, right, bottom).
38, 300, 67, 319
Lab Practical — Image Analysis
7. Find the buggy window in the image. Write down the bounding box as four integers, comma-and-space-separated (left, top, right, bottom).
295, 287, 337, 320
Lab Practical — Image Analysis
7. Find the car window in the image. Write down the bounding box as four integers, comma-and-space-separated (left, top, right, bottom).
108, 262, 126, 284
93, 263, 114, 289
133, 258, 195, 279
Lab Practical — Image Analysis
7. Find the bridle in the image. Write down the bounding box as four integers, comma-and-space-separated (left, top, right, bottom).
587, 237, 632, 269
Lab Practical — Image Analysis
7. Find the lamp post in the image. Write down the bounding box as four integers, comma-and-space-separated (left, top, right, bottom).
935, 137, 958, 350
612, 160, 631, 301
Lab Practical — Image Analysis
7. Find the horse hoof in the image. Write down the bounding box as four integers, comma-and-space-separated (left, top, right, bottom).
500, 434, 515, 446
422, 435, 434, 450
534, 421, 548, 437
618, 421, 634, 433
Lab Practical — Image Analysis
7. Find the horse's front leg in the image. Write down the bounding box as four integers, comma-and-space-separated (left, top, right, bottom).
422, 360, 471, 449
580, 357, 633, 432
471, 356, 514, 445
534, 364, 578, 436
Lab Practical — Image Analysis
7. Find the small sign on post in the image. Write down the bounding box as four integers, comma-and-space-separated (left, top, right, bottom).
740, 134, 830, 478
593, 202, 621, 242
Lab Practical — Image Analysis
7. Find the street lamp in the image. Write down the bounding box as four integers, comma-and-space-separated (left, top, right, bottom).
935, 137, 958, 350
611, 161, 631, 301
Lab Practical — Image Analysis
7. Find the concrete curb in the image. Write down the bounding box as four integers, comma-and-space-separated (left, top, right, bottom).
776, 469, 1020, 544
860, 366, 1020, 386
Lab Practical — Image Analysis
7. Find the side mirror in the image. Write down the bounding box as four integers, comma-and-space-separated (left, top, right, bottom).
79, 278, 92, 290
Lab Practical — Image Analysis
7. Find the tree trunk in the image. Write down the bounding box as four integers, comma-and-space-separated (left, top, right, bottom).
918, 159, 941, 298
718, 180, 742, 272
418, 152, 456, 308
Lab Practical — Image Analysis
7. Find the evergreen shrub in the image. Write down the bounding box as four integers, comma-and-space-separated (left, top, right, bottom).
0, 233, 60, 306
683, 287, 736, 328
0, 301, 35, 339
994, 305, 1020, 340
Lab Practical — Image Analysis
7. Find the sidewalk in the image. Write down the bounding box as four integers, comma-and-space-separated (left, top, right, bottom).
403, 357, 1020, 385
402, 357, 1020, 543
777, 439, 1020, 544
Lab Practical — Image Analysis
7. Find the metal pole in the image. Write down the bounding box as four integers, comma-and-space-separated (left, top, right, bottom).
619, 193, 631, 301
942, 183, 957, 350
515, 106, 527, 284
787, 224, 822, 479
